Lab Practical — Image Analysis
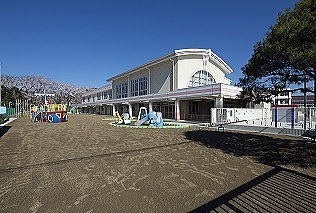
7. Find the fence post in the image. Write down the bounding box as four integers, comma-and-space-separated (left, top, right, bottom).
291, 107, 295, 129
274, 107, 278, 128
304, 77, 307, 130
309, 107, 312, 130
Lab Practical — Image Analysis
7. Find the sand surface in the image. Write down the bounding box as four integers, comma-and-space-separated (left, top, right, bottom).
0, 114, 315, 212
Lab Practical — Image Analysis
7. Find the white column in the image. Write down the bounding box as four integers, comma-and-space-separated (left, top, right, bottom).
128, 103, 132, 117
175, 99, 180, 121
210, 108, 217, 124
127, 76, 130, 97
149, 101, 153, 112
112, 104, 116, 116
215, 96, 224, 108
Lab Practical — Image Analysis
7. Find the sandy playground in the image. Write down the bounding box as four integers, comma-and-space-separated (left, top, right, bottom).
0, 114, 315, 212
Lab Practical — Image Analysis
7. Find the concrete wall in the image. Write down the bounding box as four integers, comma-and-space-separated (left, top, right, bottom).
128, 69, 148, 82
111, 60, 173, 98
150, 60, 173, 94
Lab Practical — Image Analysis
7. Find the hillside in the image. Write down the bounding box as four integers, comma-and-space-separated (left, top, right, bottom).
1, 75, 94, 104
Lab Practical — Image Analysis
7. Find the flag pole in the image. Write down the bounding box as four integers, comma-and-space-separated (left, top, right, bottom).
0, 62, 2, 106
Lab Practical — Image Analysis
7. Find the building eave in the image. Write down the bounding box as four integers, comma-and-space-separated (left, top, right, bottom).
77, 84, 242, 107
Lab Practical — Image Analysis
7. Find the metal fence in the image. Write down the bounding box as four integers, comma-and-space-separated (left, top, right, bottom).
1, 99, 31, 118
4, 107, 16, 117
297, 107, 316, 129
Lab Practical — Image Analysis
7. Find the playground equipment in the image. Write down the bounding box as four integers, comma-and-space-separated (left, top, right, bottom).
114, 111, 131, 124
138, 107, 148, 121
134, 107, 163, 127
31, 104, 68, 123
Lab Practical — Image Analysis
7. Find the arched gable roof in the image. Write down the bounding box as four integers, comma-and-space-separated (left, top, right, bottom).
107, 48, 233, 81
175, 49, 233, 74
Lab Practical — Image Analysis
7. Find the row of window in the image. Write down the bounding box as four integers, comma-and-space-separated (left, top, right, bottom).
83, 89, 112, 102
116, 82, 128, 99
116, 76, 148, 99
84, 70, 215, 102
97, 90, 112, 100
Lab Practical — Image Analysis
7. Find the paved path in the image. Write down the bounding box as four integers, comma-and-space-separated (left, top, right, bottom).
194, 167, 316, 212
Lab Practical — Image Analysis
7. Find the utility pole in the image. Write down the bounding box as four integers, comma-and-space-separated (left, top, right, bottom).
304, 76, 307, 130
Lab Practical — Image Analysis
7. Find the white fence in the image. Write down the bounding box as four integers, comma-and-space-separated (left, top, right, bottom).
211, 107, 316, 130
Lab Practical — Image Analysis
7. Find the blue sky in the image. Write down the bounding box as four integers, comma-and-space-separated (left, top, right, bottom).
0, 0, 298, 88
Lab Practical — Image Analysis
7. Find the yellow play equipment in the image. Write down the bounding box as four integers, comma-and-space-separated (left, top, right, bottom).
114, 111, 131, 124
45, 104, 67, 112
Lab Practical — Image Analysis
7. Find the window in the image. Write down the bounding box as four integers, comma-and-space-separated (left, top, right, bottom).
131, 79, 139, 97
188, 70, 216, 87
279, 91, 289, 97
116, 83, 127, 99
279, 99, 289, 104
108, 89, 112, 99
100, 90, 112, 100
116, 84, 122, 99
189, 102, 200, 114
139, 76, 148, 96
122, 82, 128, 98
130, 76, 148, 97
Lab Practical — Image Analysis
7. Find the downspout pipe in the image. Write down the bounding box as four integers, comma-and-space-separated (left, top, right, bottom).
146, 68, 151, 94
169, 58, 175, 91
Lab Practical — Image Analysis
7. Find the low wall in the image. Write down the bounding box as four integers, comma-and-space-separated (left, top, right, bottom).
210, 108, 265, 124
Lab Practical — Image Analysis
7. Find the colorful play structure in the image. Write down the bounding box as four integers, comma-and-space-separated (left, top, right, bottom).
134, 107, 164, 127
31, 104, 68, 123
114, 107, 163, 127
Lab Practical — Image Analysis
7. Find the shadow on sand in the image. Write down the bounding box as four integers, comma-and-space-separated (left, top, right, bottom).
185, 130, 316, 168
185, 130, 316, 212
0, 126, 12, 138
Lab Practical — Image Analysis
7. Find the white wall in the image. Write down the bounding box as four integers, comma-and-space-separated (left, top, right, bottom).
210, 108, 265, 124
176, 55, 231, 90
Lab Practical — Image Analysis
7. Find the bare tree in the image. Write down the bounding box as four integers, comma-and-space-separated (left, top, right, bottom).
2, 75, 94, 104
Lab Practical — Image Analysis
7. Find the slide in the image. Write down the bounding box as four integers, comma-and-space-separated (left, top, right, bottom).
134, 116, 148, 126
134, 111, 163, 127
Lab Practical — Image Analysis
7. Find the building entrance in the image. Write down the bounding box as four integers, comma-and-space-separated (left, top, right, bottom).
153, 102, 175, 119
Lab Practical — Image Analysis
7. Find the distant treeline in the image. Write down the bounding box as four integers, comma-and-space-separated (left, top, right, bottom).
1, 75, 94, 105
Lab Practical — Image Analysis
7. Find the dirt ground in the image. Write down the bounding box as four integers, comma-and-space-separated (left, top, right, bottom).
0, 114, 315, 212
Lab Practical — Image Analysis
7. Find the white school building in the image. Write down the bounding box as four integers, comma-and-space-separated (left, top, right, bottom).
78, 48, 243, 122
